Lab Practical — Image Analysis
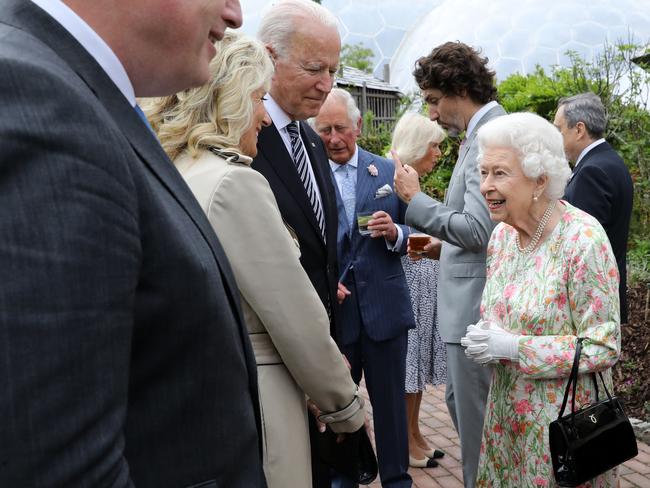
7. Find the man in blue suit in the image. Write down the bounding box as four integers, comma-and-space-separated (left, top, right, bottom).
311, 88, 416, 488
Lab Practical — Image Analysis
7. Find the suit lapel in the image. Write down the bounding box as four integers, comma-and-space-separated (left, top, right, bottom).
447, 105, 505, 203
355, 150, 376, 215
257, 123, 326, 245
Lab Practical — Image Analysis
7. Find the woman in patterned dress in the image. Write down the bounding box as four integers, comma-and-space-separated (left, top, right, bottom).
391, 113, 448, 468
461, 112, 620, 487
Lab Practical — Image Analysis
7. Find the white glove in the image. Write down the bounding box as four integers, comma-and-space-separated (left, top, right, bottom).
460, 320, 519, 365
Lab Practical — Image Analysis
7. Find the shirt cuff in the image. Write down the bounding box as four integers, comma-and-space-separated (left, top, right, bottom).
385, 224, 403, 251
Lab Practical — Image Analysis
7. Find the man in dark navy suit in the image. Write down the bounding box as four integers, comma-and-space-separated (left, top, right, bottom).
312, 88, 416, 488
555, 92, 633, 323
252, 2, 347, 486
0, 1, 266, 486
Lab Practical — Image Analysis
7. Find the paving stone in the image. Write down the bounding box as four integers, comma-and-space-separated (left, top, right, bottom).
360, 383, 650, 486
623, 473, 650, 488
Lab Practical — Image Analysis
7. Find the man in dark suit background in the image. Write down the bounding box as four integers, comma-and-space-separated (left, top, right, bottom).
312, 88, 416, 488
554, 92, 633, 323
0, 1, 267, 487
252, 1, 345, 486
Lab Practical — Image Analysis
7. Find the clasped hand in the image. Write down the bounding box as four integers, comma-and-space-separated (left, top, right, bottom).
460, 320, 519, 365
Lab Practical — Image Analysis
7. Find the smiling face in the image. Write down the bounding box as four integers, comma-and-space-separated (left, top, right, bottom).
411, 141, 442, 176
268, 23, 340, 120
422, 88, 467, 137
118, 0, 243, 96
313, 97, 361, 164
479, 146, 543, 227
239, 89, 271, 158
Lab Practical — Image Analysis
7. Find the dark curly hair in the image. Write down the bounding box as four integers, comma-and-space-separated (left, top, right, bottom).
413, 41, 497, 104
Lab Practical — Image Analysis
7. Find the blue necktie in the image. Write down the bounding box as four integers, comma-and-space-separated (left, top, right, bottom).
338, 163, 356, 230
134, 104, 155, 133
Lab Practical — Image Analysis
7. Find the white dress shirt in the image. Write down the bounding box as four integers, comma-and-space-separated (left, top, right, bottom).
263, 95, 324, 207
574, 138, 606, 169
466, 100, 499, 139
30, 0, 136, 107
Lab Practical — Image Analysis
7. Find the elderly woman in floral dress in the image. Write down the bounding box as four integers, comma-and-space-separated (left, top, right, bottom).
461, 112, 620, 487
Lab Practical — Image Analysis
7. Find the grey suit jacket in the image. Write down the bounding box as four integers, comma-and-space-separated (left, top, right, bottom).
0, 1, 264, 486
405, 104, 506, 343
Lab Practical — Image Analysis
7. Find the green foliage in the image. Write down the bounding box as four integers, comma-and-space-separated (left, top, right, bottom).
629, 238, 650, 285
341, 43, 374, 74
419, 137, 459, 200
357, 111, 392, 156
498, 41, 650, 279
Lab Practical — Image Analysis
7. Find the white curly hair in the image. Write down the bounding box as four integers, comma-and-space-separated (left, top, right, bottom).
476, 112, 572, 199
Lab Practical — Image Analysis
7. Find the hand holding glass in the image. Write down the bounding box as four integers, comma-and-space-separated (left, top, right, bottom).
357, 211, 374, 236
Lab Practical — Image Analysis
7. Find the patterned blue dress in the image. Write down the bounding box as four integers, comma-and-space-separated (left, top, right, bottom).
401, 256, 447, 393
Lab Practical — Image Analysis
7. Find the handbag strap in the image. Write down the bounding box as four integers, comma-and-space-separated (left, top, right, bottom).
557, 337, 615, 420
558, 337, 584, 419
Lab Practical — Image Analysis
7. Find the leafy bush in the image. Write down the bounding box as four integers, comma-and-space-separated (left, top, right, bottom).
498, 41, 650, 282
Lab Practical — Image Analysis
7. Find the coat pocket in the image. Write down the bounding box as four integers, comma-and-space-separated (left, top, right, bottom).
450, 262, 486, 278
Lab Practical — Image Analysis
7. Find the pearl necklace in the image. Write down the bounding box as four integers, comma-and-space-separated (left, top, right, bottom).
515, 200, 557, 255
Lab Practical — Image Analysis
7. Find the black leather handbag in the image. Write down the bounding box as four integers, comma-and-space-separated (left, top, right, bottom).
549, 337, 638, 486
316, 426, 378, 485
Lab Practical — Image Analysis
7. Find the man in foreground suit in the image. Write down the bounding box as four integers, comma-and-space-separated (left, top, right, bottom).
393, 42, 505, 488
312, 88, 415, 488
554, 92, 633, 323
252, 3, 343, 486
0, 1, 266, 487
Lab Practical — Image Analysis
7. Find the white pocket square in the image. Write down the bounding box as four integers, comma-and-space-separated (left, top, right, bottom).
374, 184, 393, 199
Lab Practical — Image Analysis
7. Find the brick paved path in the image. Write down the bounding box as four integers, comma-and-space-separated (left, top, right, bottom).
360, 384, 650, 488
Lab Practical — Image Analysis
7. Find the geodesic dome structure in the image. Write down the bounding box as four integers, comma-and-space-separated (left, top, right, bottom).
239, 0, 650, 95
390, 0, 650, 95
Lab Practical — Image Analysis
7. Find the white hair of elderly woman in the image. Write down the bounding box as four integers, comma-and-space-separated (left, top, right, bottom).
390, 112, 446, 166
476, 112, 572, 200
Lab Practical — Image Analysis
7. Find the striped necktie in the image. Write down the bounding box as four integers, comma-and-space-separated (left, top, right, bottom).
287, 121, 326, 241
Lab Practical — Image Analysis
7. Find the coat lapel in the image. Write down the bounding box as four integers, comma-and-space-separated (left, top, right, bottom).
256, 123, 325, 245
355, 150, 376, 215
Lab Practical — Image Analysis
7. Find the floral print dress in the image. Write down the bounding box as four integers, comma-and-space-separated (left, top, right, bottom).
476, 202, 621, 488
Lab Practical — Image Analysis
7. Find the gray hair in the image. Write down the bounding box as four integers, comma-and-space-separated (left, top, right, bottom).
557, 92, 607, 139
326, 88, 361, 124
257, 0, 339, 59
390, 112, 446, 165
477, 112, 572, 200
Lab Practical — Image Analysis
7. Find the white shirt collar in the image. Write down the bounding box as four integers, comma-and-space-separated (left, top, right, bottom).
329, 145, 359, 173
575, 138, 606, 168
466, 100, 499, 139
263, 94, 293, 131
30, 0, 136, 107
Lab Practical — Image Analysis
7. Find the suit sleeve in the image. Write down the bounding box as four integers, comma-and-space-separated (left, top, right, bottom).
405, 145, 493, 252
0, 63, 139, 484
565, 164, 613, 228
204, 165, 365, 433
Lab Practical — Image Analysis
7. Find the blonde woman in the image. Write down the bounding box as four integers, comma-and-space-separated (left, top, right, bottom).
391, 113, 447, 468
144, 33, 365, 487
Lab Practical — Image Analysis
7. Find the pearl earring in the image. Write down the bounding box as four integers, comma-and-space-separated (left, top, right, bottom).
533, 194, 538, 201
